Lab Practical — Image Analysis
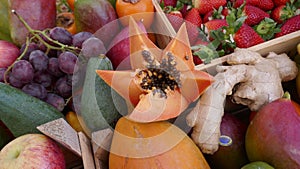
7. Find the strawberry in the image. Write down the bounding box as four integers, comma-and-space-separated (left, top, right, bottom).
233, 24, 265, 48
184, 8, 202, 45
274, 0, 290, 7
243, 5, 270, 26
202, 6, 227, 23
179, 3, 191, 18
254, 18, 281, 40
160, 0, 178, 7
275, 14, 300, 37
193, 0, 227, 15
233, 0, 274, 11
166, 11, 184, 31
204, 19, 228, 33
184, 8, 202, 27
271, 3, 298, 23
191, 41, 219, 64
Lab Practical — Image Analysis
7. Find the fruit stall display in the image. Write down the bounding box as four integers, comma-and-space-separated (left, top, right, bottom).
0, 0, 300, 168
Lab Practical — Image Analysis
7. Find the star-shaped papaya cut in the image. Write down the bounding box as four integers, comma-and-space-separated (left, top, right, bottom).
96, 17, 214, 123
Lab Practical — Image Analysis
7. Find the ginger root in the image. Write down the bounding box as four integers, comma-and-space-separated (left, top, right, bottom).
186, 48, 298, 154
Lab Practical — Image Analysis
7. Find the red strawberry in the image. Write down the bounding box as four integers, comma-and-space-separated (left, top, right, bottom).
275, 15, 300, 37
203, 10, 214, 23
243, 5, 270, 26
202, 6, 228, 23
204, 19, 228, 32
233, 0, 274, 11
184, 8, 202, 27
160, 0, 177, 7
271, 4, 297, 23
234, 24, 265, 48
221, 7, 229, 16
274, 0, 290, 7
193, 55, 203, 65
184, 8, 203, 45
193, 0, 227, 15
166, 11, 184, 31
179, 4, 190, 18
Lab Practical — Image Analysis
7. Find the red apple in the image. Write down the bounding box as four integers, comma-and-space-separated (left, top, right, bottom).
245, 95, 300, 169
106, 21, 146, 70
0, 40, 20, 68
0, 133, 65, 169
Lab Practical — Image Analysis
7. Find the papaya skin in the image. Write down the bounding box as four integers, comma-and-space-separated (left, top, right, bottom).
109, 117, 211, 169
245, 97, 300, 169
96, 17, 213, 123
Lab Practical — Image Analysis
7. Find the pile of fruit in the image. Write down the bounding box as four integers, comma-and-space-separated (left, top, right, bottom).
0, 0, 299, 169
162, 0, 300, 63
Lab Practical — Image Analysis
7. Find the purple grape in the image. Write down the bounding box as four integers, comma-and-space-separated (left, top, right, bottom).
45, 93, 65, 112
72, 32, 93, 48
20, 43, 40, 60
55, 76, 72, 98
58, 51, 78, 74
34, 71, 53, 88
0, 68, 7, 82
11, 60, 34, 83
81, 37, 106, 59
8, 75, 24, 88
48, 57, 64, 77
22, 83, 47, 100
49, 27, 73, 45
29, 50, 49, 71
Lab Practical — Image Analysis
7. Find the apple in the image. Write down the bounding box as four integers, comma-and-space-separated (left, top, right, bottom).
0, 40, 20, 68
0, 133, 65, 169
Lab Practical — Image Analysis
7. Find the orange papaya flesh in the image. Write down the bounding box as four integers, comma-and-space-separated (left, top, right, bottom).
96, 18, 213, 122
95, 70, 143, 106
162, 23, 195, 72
127, 90, 189, 123
180, 70, 214, 102
129, 17, 162, 70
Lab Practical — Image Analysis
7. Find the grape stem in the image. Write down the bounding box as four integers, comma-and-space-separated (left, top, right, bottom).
4, 36, 31, 84
11, 10, 79, 53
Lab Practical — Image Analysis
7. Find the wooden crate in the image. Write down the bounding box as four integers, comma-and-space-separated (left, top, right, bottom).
39, 0, 300, 168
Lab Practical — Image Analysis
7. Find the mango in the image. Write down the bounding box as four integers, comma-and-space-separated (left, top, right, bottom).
0, 0, 56, 46
74, 0, 120, 45
245, 95, 300, 169
205, 113, 249, 169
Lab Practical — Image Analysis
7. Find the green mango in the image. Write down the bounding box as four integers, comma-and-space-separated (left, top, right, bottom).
241, 161, 275, 169
0, 0, 56, 46
79, 56, 125, 137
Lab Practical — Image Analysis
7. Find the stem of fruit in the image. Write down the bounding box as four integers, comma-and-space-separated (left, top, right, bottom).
3, 36, 31, 84
11, 10, 79, 54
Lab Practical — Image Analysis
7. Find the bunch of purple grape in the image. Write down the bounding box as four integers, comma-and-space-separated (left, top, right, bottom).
2, 27, 94, 112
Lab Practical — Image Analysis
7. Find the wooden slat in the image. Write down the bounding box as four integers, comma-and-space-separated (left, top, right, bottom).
152, 0, 176, 48
37, 118, 81, 156
195, 30, 300, 73
78, 132, 95, 169
91, 128, 113, 169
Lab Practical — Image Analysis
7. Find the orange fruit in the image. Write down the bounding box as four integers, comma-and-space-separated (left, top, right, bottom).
67, 0, 75, 11
56, 12, 77, 35
115, 0, 155, 29
65, 111, 85, 133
